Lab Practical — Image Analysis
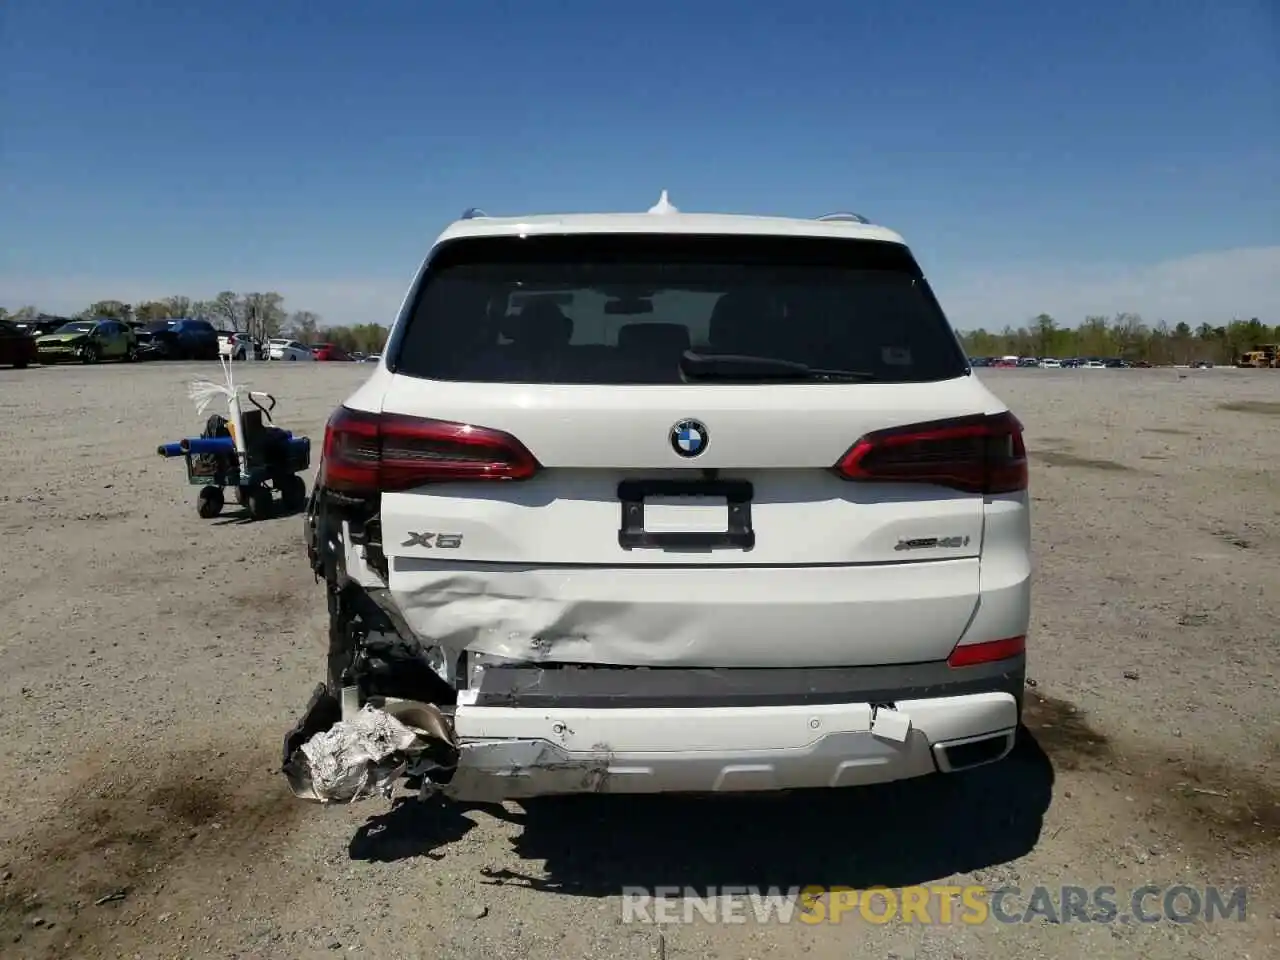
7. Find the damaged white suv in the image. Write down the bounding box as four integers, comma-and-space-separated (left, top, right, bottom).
287, 195, 1031, 804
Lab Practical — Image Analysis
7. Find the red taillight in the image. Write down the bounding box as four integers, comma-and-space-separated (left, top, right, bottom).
319, 407, 540, 493
947, 635, 1025, 667
834, 412, 1027, 495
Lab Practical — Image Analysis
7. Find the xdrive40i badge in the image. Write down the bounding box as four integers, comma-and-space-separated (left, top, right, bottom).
894, 535, 971, 551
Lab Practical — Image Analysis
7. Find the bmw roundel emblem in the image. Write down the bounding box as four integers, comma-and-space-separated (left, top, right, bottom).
670, 419, 709, 458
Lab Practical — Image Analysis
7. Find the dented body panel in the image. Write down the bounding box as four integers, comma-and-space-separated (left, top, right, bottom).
387, 557, 983, 668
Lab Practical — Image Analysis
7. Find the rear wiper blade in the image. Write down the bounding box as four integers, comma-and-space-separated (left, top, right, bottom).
679, 351, 876, 382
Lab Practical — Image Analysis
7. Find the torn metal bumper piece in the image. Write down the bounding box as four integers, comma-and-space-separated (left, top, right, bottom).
281, 685, 456, 803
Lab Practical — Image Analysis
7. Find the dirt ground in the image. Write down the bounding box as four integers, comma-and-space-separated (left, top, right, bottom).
0, 361, 1277, 960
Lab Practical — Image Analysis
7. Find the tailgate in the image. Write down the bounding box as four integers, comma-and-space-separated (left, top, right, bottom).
377, 379, 993, 567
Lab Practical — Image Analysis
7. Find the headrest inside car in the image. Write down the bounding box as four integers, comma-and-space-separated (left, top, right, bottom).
708, 291, 782, 353
503, 300, 573, 346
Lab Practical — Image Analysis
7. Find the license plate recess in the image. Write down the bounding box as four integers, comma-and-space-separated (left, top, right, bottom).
617, 478, 755, 550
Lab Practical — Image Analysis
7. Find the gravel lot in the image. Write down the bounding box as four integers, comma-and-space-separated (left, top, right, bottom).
0, 361, 1277, 960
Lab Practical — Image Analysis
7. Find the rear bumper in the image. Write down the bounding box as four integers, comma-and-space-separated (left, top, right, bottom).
446, 655, 1023, 799
282, 648, 1024, 802
446, 690, 1019, 800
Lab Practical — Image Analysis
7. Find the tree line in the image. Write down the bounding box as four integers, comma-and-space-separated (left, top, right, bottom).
958, 314, 1277, 366
0, 293, 390, 356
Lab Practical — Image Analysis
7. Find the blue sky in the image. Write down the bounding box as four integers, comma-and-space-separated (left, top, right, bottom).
2, 0, 1276, 328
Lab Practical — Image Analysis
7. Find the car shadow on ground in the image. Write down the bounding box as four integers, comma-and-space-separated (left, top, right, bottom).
209, 502, 307, 526
348, 726, 1054, 893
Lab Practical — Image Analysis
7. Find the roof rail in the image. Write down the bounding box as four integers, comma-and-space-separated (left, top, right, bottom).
816, 211, 871, 224
460, 207, 488, 220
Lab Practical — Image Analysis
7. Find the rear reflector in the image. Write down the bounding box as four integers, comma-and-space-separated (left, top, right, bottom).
947, 635, 1025, 668
320, 407, 540, 493
834, 411, 1027, 495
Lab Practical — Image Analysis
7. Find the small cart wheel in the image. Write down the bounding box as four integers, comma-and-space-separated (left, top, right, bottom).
279, 474, 307, 512
246, 485, 274, 521
197, 486, 225, 519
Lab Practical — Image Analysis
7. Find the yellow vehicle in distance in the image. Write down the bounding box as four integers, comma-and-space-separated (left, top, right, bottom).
1236, 344, 1279, 368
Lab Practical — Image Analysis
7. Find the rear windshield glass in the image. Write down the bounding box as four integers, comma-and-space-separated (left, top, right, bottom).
392, 234, 968, 384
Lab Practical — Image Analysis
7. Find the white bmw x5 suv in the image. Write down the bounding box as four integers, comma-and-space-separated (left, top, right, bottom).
287, 195, 1031, 804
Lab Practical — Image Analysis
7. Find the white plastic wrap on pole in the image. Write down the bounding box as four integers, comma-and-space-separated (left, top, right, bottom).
188, 357, 250, 483
188, 379, 232, 416
226, 392, 249, 480
189, 357, 239, 417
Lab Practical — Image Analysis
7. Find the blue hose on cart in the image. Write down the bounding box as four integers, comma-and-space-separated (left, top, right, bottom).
156, 432, 295, 457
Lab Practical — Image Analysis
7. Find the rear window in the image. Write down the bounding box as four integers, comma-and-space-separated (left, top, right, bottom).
391, 233, 968, 385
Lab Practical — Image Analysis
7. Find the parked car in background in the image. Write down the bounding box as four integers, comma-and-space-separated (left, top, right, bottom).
219, 331, 256, 360
0, 318, 37, 368
361, 353, 381, 363
311, 342, 351, 361
13, 316, 66, 337
35, 319, 138, 364
1038, 358, 1061, 368
134, 322, 173, 359
267, 338, 315, 361
136, 318, 219, 360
